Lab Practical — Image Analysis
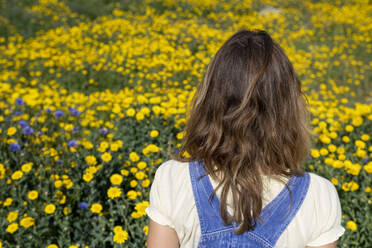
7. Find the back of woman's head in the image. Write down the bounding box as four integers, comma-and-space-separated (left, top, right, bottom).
169, 28, 313, 234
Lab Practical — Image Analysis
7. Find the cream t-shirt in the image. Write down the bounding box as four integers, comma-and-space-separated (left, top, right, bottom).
145, 159, 345, 248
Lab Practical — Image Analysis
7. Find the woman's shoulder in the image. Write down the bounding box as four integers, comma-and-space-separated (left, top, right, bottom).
156, 159, 190, 171
150, 159, 197, 235
307, 172, 338, 198
154, 159, 190, 182
152, 159, 194, 203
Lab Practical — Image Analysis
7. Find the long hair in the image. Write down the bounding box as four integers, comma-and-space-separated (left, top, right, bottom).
168, 28, 313, 234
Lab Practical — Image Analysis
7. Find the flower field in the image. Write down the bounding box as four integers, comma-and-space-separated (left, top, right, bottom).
0, 0, 371, 247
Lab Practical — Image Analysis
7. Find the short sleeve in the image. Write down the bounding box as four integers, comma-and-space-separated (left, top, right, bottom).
306, 177, 345, 246
145, 162, 175, 229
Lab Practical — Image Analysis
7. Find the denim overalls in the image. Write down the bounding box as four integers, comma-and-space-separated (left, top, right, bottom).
189, 160, 310, 248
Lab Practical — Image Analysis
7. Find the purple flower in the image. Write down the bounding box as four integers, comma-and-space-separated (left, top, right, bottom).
9, 143, 21, 151
72, 127, 79, 133
68, 139, 78, 148
14, 111, 21, 116
54, 110, 64, 118
23, 126, 34, 135
15, 98, 24, 105
363, 157, 369, 164
68, 106, 81, 116
307, 155, 312, 160
18, 120, 28, 128
37, 131, 43, 137
99, 128, 108, 135
45, 108, 52, 113
56, 159, 63, 165
80, 202, 88, 209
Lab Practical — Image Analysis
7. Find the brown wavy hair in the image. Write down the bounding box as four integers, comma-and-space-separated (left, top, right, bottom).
168, 28, 313, 234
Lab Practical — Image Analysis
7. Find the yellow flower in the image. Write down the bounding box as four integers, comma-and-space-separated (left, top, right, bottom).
64, 206, 72, 215
365, 187, 371, 193
338, 154, 346, 161
129, 152, 140, 162
3, 197, 13, 206
70, 161, 77, 168
354, 140, 366, 149
327, 144, 337, 153
319, 135, 331, 144
85, 155, 97, 166
360, 134, 370, 141
11, 170, 23, 180
127, 190, 138, 200
345, 125, 354, 132
20, 216, 35, 228
344, 163, 361, 176
110, 174, 123, 185
90, 203, 103, 214
110, 143, 119, 152
44, 203, 56, 214
135, 201, 149, 213
342, 136, 350, 143
150, 130, 159, 138
131, 211, 142, 218
83, 173, 94, 182
332, 160, 343, 169
176, 132, 184, 140
331, 178, 338, 185
142, 179, 151, 187
355, 149, 366, 158
54, 180, 63, 188
69, 246, 79, 248
126, 108, 136, 117
182, 150, 191, 158
6, 223, 18, 233
114, 225, 123, 233
346, 220, 357, 231
107, 187, 122, 199
136, 112, 145, 121
0, 163, 5, 179
83, 140, 93, 149
319, 148, 328, 156
142, 144, 160, 156
341, 181, 359, 192
137, 161, 147, 169
130, 180, 138, 188
64, 179, 73, 189
350, 181, 359, 191
101, 152, 112, 162
329, 132, 337, 139
310, 149, 320, 158
21, 162, 33, 173
113, 230, 128, 244
143, 225, 149, 236
120, 169, 129, 176
135, 171, 146, 180
351, 116, 363, 126
7, 211, 18, 222
7, 127, 17, 136
364, 162, 372, 173
47, 244, 59, 248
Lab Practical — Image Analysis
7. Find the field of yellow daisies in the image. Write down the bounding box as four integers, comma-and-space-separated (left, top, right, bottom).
0, 0, 371, 247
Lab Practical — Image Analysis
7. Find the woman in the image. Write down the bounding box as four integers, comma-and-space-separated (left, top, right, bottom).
145, 29, 345, 248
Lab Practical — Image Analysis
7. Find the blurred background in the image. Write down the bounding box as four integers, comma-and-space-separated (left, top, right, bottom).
0, 0, 371, 247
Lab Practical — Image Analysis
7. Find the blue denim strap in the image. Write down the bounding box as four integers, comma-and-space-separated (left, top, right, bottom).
189, 160, 310, 246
